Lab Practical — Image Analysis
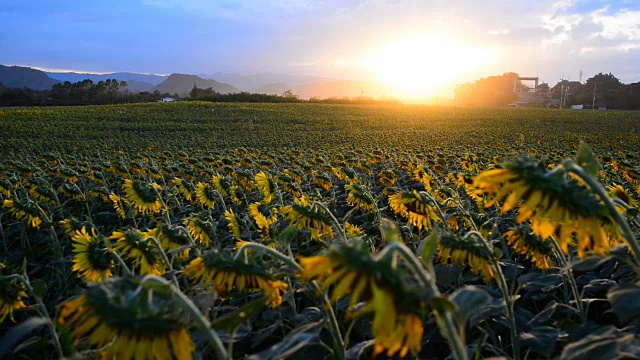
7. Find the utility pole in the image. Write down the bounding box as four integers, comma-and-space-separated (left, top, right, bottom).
592, 83, 597, 110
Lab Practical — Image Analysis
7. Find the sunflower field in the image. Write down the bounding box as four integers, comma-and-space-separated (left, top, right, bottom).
2, 102, 640, 359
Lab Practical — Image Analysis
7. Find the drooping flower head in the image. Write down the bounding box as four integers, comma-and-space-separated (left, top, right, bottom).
3, 199, 44, 229
388, 190, 440, 231
184, 250, 288, 308
378, 169, 397, 187
184, 215, 215, 248
248, 202, 278, 240
71, 227, 114, 283
345, 184, 376, 212
110, 229, 166, 275
58, 276, 195, 360
504, 225, 555, 270
0, 277, 28, 323
474, 159, 620, 258
281, 196, 334, 241
224, 209, 243, 241
255, 171, 275, 204
169, 177, 194, 201
145, 224, 192, 259
122, 179, 163, 214
312, 170, 333, 191
109, 193, 129, 219
437, 232, 495, 282
195, 182, 216, 209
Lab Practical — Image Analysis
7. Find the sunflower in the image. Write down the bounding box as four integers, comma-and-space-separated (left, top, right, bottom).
0, 179, 13, 197
255, 171, 276, 204
474, 159, 619, 258
169, 177, 194, 201
224, 209, 242, 240
195, 182, 216, 209
122, 179, 162, 214
109, 193, 128, 219
110, 229, 165, 276
58, 182, 84, 201
58, 276, 195, 360
504, 226, 555, 270
28, 185, 56, 206
312, 171, 333, 191
388, 191, 440, 230
59, 218, 83, 236
345, 184, 376, 212
3, 199, 44, 229
145, 224, 192, 259
0, 277, 28, 323
233, 169, 255, 191
184, 251, 288, 308
184, 216, 215, 247
378, 169, 397, 187
71, 227, 114, 283
413, 165, 434, 191
607, 183, 638, 210
211, 174, 231, 196
248, 202, 278, 240
344, 222, 364, 238
437, 232, 495, 282
281, 196, 334, 241
299, 243, 424, 357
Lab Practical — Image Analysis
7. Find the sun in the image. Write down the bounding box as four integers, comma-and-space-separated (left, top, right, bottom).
366, 34, 491, 99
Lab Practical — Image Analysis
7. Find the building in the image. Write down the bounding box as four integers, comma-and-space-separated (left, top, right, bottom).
161, 97, 175, 103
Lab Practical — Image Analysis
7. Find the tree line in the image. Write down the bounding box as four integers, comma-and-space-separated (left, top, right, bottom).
0, 79, 178, 106
456, 72, 640, 109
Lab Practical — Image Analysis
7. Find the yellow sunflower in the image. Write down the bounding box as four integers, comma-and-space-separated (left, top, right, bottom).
110, 229, 165, 275
195, 182, 216, 209
169, 177, 194, 201
474, 159, 619, 258
378, 169, 397, 187
184, 216, 215, 247
281, 196, 334, 241
3, 199, 44, 229
299, 243, 424, 357
224, 209, 242, 240
413, 165, 434, 191
345, 184, 376, 212
109, 193, 128, 219
184, 251, 288, 308
122, 179, 162, 214
312, 171, 333, 191
504, 227, 555, 270
344, 222, 364, 238
388, 191, 440, 231
255, 171, 275, 203
248, 202, 278, 240
58, 277, 195, 360
1, 277, 28, 323
607, 183, 638, 210
437, 232, 495, 282
145, 224, 192, 259
71, 227, 114, 283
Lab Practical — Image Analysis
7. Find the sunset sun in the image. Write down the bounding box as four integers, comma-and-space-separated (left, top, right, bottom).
366, 35, 491, 99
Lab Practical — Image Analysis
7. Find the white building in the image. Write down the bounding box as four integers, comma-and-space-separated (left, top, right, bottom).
161, 97, 175, 103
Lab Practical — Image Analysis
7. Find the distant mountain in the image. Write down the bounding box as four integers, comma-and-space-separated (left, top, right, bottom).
46, 72, 168, 85
0, 65, 60, 90
200, 72, 338, 92
122, 80, 154, 93
153, 74, 240, 97
290, 80, 393, 100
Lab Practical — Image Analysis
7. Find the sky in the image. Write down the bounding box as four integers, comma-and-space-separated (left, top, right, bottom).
1, 0, 639, 98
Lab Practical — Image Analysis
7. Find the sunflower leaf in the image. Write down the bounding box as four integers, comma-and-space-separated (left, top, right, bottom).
576, 142, 600, 177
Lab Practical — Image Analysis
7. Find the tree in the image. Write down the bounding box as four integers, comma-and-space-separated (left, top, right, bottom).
282, 90, 296, 99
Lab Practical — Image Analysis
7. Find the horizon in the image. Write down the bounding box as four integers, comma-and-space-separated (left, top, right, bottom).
2, 0, 640, 100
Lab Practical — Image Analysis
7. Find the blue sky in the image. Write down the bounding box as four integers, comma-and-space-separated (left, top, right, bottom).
1, 0, 639, 89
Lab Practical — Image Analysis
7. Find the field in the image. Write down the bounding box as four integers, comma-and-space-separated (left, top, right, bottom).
2, 102, 640, 359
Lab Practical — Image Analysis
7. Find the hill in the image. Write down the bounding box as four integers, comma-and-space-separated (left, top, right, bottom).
122, 80, 154, 93
291, 80, 393, 100
0, 65, 60, 90
46, 71, 168, 85
153, 74, 240, 97
200, 72, 338, 92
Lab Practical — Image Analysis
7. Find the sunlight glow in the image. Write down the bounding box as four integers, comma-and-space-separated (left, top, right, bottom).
365, 34, 492, 99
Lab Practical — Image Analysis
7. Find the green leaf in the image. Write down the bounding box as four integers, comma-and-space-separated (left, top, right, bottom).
0, 317, 49, 358
418, 230, 438, 266
519, 326, 559, 356
450, 286, 492, 327
576, 141, 600, 177
278, 226, 297, 246
210, 296, 267, 333
429, 296, 458, 315
246, 321, 323, 360
380, 218, 402, 243
560, 326, 634, 360
607, 284, 640, 324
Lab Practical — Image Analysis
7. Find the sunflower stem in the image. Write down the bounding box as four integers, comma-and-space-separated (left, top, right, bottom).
151, 278, 230, 360
384, 242, 468, 360
565, 162, 640, 264
110, 250, 132, 276
313, 201, 347, 243
466, 232, 520, 360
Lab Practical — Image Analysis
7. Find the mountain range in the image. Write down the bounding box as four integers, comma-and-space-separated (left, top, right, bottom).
1, 65, 393, 100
